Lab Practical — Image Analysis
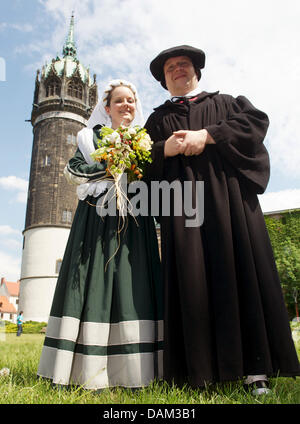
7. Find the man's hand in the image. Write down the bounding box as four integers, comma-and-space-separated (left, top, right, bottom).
173, 129, 215, 156
164, 133, 184, 158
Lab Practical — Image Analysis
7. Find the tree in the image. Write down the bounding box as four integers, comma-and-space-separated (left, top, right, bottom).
276, 238, 300, 318
265, 211, 300, 318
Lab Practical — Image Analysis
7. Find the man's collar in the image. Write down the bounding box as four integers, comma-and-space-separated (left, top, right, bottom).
154, 91, 219, 111
169, 85, 202, 100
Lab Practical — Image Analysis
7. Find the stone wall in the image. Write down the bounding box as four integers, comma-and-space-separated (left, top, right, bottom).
25, 117, 83, 228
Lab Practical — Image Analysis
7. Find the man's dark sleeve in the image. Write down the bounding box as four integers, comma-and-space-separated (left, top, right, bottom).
205, 95, 270, 194
144, 113, 166, 182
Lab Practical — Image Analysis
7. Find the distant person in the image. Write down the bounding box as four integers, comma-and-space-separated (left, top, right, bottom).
145, 45, 300, 395
16, 311, 23, 337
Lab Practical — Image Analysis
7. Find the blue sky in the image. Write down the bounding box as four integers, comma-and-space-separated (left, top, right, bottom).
1, 0, 300, 280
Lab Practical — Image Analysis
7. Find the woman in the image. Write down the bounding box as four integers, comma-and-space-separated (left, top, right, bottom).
37, 80, 163, 390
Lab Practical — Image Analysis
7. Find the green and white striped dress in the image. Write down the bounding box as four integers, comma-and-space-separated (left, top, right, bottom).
37, 128, 163, 389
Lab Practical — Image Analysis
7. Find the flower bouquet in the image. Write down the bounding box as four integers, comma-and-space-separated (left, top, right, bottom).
91, 125, 153, 181
90, 125, 153, 216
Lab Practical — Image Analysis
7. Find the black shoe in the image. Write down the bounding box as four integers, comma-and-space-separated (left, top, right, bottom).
243, 380, 271, 396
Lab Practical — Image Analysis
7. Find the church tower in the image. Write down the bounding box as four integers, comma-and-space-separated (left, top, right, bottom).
19, 15, 98, 322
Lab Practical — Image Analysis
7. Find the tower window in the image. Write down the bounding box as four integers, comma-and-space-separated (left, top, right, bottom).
43, 155, 51, 166
89, 89, 96, 107
67, 80, 83, 100
46, 79, 61, 97
62, 210, 72, 223
67, 134, 77, 146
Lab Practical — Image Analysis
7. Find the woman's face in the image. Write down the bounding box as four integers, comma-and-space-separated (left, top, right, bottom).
105, 86, 136, 128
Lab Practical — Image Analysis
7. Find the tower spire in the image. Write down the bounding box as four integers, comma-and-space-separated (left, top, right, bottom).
62, 12, 77, 59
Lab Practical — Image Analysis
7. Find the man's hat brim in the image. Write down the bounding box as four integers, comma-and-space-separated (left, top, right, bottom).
150, 45, 205, 84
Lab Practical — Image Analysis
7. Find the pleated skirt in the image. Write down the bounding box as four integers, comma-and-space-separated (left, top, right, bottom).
37, 197, 163, 389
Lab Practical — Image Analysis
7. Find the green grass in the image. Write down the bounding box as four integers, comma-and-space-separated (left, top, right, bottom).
0, 333, 299, 404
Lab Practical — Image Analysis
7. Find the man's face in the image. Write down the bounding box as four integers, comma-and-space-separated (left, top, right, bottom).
163, 55, 198, 96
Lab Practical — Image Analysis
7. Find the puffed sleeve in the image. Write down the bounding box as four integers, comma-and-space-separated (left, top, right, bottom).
64, 128, 107, 185
205, 95, 270, 194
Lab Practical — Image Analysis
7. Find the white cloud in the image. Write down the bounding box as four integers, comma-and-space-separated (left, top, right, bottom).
0, 251, 21, 281
0, 239, 22, 250
0, 176, 28, 191
0, 176, 28, 203
0, 225, 20, 236
11, 23, 33, 32
0, 22, 33, 32
258, 189, 300, 213
0, 225, 22, 279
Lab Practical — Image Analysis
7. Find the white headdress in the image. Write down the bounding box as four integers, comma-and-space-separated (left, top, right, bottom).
70, 79, 144, 201
87, 79, 144, 129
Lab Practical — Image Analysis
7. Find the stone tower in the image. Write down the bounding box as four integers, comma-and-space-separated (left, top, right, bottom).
19, 15, 98, 322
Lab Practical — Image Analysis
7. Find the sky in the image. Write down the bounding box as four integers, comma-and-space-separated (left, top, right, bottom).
0, 0, 300, 280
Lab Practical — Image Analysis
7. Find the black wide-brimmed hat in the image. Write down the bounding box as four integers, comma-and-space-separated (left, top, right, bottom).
150, 45, 206, 89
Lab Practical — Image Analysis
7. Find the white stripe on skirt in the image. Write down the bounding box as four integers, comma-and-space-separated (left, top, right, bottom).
45, 315, 163, 346
37, 346, 163, 389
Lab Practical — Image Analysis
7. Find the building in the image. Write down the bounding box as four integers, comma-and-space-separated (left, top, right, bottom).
0, 278, 20, 323
18, 15, 98, 322
264, 207, 300, 220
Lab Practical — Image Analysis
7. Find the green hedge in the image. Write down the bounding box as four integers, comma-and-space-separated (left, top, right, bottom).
264, 210, 300, 319
1, 320, 47, 334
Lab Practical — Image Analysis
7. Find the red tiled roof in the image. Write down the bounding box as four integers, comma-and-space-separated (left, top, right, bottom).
0, 296, 17, 314
4, 281, 20, 297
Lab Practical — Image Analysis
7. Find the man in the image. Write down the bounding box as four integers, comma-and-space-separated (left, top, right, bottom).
17, 310, 23, 337
145, 45, 300, 394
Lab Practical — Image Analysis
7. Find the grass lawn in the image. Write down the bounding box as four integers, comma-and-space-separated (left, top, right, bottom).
0, 333, 299, 405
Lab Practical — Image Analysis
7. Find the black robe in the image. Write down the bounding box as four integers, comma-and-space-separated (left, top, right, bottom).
144, 91, 300, 387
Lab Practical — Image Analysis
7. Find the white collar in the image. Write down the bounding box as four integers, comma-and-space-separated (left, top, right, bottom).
170, 84, 201, 100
